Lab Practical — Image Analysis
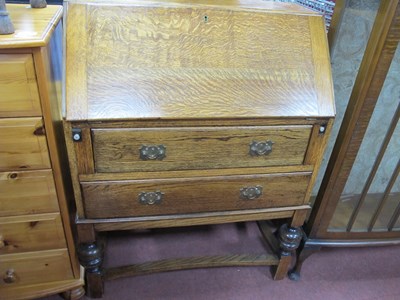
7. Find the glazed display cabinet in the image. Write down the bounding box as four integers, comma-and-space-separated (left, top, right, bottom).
291, 0, 400, 279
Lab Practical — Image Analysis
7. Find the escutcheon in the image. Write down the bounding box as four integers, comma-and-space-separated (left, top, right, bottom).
3, 269, 16, 284
249, 140, 274, 156
240, 186, 263, 200
139, 145, 166, 160
138, 191, 164, 205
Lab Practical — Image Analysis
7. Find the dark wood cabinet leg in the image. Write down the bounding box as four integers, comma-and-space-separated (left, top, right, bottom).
77, 242, 104, 298
288, 240, 321, 281
274, 224, 302, 280
60, 286, 85, 300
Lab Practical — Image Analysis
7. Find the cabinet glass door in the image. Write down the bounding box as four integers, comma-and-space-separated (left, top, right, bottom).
326, 2, 400, 233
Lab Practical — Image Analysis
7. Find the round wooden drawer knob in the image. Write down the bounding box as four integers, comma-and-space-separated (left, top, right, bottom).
3, 269, 17, 284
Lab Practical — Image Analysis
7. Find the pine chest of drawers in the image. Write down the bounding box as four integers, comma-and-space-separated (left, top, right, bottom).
0, 4, 84, 300
64, 0, 335, 297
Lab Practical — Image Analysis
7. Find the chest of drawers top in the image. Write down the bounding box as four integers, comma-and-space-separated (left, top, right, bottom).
0, 4, 63, 49
64, 0, 335, 122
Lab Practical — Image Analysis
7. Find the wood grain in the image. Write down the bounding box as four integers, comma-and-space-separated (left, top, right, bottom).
302, 120, 334, 204
63, 123, 86, 217
0, 4, 84, 298
0, 4, 63, 49
309, 16, 336, 117
83, 118, 330, 128
90, 206, 307, 231
105, 254, 279, 280
82, 172, 311, 218
65, 2, 88, 121
66, 0, 319, 15
1, 267, 84, 300
80, 165, 314, 182
92, 126, 312, 172
33, 33, 81, 278
65, 1, 334, 121
0, 249, 73, 288
0, 54, 41, 117
73, 126, 95, 174
0, 213, 66, 255
62, 0, 335, 289
0, 117, 51, 171
0, 170, 59, 217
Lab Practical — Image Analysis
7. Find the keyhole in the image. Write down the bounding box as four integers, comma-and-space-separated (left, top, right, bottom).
204, 15, 208, 23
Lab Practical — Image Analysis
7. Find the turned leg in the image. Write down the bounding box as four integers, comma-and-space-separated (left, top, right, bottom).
273, 223, 303, 280
78, 242, 104, 298
77, 224, 104, 298
288, 240, 321, 281
273, 210, 306, 280
60, 286, 85, 300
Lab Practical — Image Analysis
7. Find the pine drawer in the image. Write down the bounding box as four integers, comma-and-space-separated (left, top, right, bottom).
0, 118, 50, 171
0, 170, 59, 217
0, 54, 41, 118
0, 249, 73, 287
0, 213, 66, 255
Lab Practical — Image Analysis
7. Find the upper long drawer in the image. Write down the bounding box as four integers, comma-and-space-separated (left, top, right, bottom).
0, 117, 50, 171
92, 126, 312, 173
0, 54, 42, 117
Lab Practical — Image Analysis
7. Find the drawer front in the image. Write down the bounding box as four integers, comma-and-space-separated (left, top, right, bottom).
0, 170, 59, 217
0, 214, 66, 255
82, 172, 311, 218
92, 126, 312, 173
0, 249, 73, 287
0, 117, 51, 171
0, 54, 41, 117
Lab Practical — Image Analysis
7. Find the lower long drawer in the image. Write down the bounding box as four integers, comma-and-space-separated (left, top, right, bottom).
0, 249, 73, 287
81, 172, 311, 219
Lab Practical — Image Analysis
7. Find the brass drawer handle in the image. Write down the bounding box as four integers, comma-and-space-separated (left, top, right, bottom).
240, 186, 263, 200
249, 141, 274, 156
3, 269, 16, 284
138, 191, 164, 205
139, 145, 166, 160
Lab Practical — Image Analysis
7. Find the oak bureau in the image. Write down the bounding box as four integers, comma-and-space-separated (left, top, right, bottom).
63, 0, 335, 297
0, 4, 84, 300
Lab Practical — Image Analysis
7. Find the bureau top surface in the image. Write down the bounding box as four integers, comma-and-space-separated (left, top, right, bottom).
64, 0, 335, 121
0, 4, 63, 49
